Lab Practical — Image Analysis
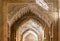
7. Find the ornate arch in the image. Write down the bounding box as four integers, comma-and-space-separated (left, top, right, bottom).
8, 4, 53, 27
9, 4, 53, 41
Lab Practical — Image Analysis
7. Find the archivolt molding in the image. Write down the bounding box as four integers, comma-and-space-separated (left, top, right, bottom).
8, 4, 53, 27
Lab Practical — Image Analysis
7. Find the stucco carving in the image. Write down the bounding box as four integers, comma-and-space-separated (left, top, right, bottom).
8, 3, 53, 27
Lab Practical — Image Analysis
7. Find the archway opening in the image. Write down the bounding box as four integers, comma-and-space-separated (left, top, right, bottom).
16, 19, 44, 41
10, 11, 50, 41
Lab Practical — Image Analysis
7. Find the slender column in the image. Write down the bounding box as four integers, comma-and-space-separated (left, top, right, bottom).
48, 23, 54, 41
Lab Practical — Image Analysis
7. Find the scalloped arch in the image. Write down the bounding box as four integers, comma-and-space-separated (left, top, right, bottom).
8, 4, 52, 27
